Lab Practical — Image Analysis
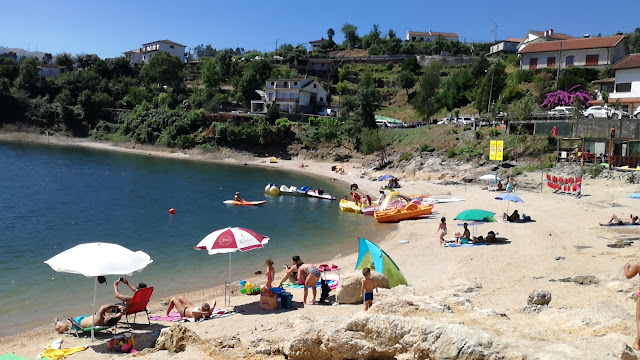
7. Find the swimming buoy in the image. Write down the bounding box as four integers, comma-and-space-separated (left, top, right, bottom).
269, 185, 280, 195
168, 208, 176, 214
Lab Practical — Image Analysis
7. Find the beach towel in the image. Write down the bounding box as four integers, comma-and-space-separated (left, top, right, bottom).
444, 243, 489, 248
0, 355, 34, 360
149, 309, 233, 322
599, 223, 640, 227
282, 279, 338, 290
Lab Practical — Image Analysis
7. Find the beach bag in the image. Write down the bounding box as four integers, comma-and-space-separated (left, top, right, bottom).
260, 290, 278, 310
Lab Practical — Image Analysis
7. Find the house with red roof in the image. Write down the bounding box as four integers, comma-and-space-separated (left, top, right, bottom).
487, 37, 522, 57
517, 29, 575, 52
405, 31, 458, 42
123, 40, 187, 65
309, 38, 326, 50
517, 35, 628, 71
603, 54, 640, 115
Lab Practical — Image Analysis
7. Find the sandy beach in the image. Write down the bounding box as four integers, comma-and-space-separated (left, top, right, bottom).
2, 132, 640, 359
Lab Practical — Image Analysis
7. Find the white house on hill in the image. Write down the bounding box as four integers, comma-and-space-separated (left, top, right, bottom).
487, 38, 522, 57
405, 31, 458, 42
518, 35, 628, 71
250, 78, 327, 114
605, 54, 640, 114
517, 29, 575, 52
123, 40, 186, 64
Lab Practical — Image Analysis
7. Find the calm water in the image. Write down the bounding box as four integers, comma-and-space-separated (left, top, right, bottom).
0, 141, 389, 337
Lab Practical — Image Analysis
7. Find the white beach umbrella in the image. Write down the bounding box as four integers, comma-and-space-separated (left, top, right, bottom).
45, 242, 153, 339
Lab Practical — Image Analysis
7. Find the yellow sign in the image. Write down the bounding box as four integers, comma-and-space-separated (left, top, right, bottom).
489, 140, 504, 161
496, 140, 504, 161
489, 141, 496, 160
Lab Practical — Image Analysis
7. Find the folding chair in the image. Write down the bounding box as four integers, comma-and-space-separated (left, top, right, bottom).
123, 286, 154, 327
67, 317, 114, 338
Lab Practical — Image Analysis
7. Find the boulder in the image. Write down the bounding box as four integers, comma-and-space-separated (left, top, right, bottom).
573, 275, 599, 285
154, 324, 203, 354
523, 290, 551, 313
336, 270, 389, 304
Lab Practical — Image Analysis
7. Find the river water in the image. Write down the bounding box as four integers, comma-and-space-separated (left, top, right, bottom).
0, 141, 389, 337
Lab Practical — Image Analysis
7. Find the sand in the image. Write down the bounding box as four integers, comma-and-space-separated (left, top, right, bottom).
1, 132, 640, 359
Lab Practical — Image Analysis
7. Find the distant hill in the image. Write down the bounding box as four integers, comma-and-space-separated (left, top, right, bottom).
0, 46, 46, 59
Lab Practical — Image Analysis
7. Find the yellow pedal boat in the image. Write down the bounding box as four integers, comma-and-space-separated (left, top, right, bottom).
339, 199, 362, 213
374, 202, 433, 223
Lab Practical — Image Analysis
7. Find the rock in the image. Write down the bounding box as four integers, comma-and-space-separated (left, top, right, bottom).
336, 270, 389, 304
283, 313, 500, 360
523, 290, 551, 313
573, 275, 599, 285
619, 344, 638, 360
154, 324, 203, 354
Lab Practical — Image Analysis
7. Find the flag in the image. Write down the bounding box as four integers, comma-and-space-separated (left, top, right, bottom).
552, 126, 557, 137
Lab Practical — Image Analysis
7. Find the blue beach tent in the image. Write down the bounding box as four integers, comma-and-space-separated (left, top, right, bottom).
355, 237, 408, 287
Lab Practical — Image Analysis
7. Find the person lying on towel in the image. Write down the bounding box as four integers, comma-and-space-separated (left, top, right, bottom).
55, 304, 124, 333
607, 214, 639, 225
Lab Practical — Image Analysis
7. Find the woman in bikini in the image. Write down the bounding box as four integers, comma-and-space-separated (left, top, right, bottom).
437, 217, 447, 247
624, 263, 640, 350
166, 296, 214, 319
297, 262, 322, 304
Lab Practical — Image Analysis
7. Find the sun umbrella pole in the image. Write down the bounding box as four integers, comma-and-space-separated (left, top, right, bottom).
227, 253, 232, 307
91, 276, 97, 341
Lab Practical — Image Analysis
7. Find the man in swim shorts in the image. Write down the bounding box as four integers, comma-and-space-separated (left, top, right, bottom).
55, 304, 125, 333
361, 268, 378, 311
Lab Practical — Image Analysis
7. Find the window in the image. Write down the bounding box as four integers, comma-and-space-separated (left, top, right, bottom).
313, 84, 317, 88
294, 82, 298, 86
585, 54, 599, 66
270, 82, 274, 86
616, 83, 632, 92
529, 58, 538, 69
547, 57, 556, 68
411, 37, 416, 41
170, 45, 175, 49
566, 56, 575, 67
320, 97, 324, 102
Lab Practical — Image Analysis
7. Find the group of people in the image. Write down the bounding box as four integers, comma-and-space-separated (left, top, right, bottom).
437, 217, 497, 247
275, 255, 323, 304
55, 277, 148, 333
386, 178, 401, 189
496, 176, 515, 192
345, 191, 373, 207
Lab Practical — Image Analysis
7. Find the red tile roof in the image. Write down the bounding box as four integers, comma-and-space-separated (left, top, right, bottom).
611, 54, 640, 70
591, 78, 615, 84
141, 40, 186, 47
518, 35, 625, 54
309, 38, 326, 44
407, 31, 458, 38
504, 37, 522, 43
529, 30, 575, 40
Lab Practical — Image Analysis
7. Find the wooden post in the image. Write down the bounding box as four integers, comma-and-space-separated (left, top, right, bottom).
581, 138, 585, 167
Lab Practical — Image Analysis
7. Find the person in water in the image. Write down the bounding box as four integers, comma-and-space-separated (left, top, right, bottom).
234, 192, 245, 202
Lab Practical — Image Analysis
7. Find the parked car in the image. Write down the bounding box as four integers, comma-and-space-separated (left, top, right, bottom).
457, 117, 477, 125
549, 106, 574, 116
318, 108, 336, 117
634, 106, 640, 119
610, 109, 629, 119
437, 118, 451, 125
375, 119, 392, 128
582, 106, 611, 118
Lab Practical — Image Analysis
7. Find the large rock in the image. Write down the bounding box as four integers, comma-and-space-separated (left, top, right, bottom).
283, 313, 500, 360
154, 324, 204, 354
523, 290, 552, 313
336, 270, 390, 304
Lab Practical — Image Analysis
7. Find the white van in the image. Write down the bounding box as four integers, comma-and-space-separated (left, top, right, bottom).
375, 119, 391, 128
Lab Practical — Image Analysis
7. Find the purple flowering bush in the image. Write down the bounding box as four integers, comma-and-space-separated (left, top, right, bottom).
541, 85, 594, 109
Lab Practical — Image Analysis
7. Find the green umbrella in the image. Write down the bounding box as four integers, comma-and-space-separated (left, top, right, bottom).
454, 209, 495, 222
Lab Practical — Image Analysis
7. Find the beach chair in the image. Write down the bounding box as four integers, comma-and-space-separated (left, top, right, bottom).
123, 286, 154, 327
67, 317, 114, 338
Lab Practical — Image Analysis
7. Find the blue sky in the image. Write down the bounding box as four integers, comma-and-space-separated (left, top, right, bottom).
1, 0, 639, 58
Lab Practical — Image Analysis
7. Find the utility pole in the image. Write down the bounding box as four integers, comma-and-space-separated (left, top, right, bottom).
491, 23, 498, 43
276, 39, 279, 52
487, 69, 495, 113
556, 40, 563, 90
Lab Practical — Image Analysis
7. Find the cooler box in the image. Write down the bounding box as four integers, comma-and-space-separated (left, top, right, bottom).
280, 291, 293, 309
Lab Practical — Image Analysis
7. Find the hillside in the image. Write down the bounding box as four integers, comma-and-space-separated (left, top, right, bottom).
0, 46, 46, 58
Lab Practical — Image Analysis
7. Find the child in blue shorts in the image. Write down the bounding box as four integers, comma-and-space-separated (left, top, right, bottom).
360, 268, 378, 311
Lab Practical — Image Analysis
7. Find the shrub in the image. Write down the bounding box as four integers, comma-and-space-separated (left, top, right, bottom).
360, 128, 385, 155
488, 128, 501, 137
628, 172, 637, 184
398, 152, 413, 162
419, 144, 435, 153
588, 165, 603, 178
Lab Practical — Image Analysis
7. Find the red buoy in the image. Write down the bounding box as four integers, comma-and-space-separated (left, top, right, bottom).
168, 208, 176, 214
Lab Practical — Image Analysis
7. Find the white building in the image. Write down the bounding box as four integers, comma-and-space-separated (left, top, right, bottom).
487, 37, 522, 57
518, 35, 628, 71
309, 38, 326, 50
123, 40, 186, 64
250, 78, 328, 114
37, 64, 66, 79
517, 29, 574, 52
608, 54, 640, 112
405, 31, 458, 42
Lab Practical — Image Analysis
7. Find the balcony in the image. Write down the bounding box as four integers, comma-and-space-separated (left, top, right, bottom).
268, 97, 298, 103
274, 84, 290, 89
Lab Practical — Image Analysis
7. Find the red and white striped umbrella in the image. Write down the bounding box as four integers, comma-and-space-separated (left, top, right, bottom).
195, 227, 269, 254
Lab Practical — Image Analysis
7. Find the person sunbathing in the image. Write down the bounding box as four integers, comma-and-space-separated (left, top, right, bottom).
503, 210, 520, 222
114, 277, 147, 305
55, 304, 125, 333
454, 223, 472, 244
607, 214, 639, 225
166, 296, 214, 319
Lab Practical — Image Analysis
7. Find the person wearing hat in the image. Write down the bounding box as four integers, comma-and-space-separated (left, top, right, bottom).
233, 192, 245, 203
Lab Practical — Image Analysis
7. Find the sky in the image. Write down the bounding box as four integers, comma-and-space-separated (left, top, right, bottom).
1, 0, 639, 59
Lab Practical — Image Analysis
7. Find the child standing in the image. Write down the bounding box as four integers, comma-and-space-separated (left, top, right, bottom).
361, 268, 378, 311
437, 217, 447, 247
625, 263, 640, 350
265, 259, 275, 289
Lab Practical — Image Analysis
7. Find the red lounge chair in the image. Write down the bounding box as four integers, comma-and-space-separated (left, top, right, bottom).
124, 287, 153, 327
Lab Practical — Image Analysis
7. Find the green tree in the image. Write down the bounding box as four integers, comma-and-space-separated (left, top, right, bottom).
335, 81, 348, 95
475, 62, 506, 113
15, 57, 39, 91
234, 70, 262, 107
361, 24, 382, 50
141, 52, 185, 88
201, 58, 222, 90
341, 23, 360, 49
327, 28, 335, 42
436, 68, 477, 110
0, 58, 19, 82
266, 104, 280, 124
396, 70, 417, 96
412, 62, 442, 118
354, 73, 381, 128
628, 28, 640, 53
401, 57, 421, 74
54, 52, 74, 71
510, 95, 536, 121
